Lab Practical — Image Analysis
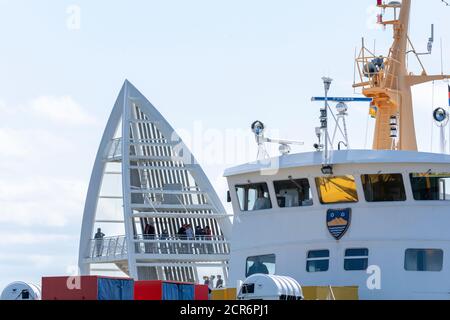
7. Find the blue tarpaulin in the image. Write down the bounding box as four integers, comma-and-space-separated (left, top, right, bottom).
161, 282, 195, 300
97, 278, 134, 300
162, 282, 179, 300
178, 284, 195, 300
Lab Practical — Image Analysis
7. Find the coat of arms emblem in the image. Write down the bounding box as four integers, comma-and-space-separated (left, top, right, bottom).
326, 208, 351, 240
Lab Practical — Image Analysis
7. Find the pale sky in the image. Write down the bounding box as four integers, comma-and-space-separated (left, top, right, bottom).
0, 0, 449, 290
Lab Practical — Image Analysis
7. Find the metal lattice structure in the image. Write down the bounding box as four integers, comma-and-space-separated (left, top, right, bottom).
353, 0, 450, 151
78, 80, 232, 282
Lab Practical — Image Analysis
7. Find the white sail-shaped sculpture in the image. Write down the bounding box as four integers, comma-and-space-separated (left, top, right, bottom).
78, 80, 232, 282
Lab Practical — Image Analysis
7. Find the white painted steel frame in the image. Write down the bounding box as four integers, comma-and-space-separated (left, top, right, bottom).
78, 80, 232, 281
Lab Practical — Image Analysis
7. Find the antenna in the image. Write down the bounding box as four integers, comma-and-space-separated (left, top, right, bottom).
441, 38, 445, 76
322, 77, 332, 165
415, 24, 435, 56
311, 96, 372, 151
428, 24, 434, 54
353, 47, 357, 94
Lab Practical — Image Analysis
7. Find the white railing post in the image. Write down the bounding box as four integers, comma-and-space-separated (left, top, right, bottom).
122, 236, 127, 255
113, 236, 119, 256
106, 238, 112, 257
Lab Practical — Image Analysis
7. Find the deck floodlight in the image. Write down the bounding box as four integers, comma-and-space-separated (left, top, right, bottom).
250, 120, 303, 158
433, 108, 448, 125
433, 108, 449, 154
251, 121, 265, 137
321, 165, 333, 175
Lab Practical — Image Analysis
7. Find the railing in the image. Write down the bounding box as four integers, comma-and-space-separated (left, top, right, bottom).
105, 138, 122, 159
133, 234, 230, 255
88, 234, 230, 260
89, 236, 128, 259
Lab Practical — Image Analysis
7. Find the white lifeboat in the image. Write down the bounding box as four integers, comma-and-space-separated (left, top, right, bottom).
237, 274, 303, 301
1, 281, 41, 300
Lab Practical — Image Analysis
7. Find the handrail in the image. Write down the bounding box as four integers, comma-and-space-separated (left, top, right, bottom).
134, 234, 227, 243
88, 234, 230, 259
105, 138, 122, 159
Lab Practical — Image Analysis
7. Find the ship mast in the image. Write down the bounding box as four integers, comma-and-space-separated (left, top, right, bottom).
353, 0, 450, 151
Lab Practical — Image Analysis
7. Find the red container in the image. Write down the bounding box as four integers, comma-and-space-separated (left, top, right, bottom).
134, 281, 163, 300
194, 284, 209, 300
42, 276, 134, 300
134, 280, 207, 300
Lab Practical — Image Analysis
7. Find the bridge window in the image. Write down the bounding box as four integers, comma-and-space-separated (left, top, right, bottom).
410, 173, 450, 201
405, 249, 443, 272
236, 183, 272, 212
274, 178, 313, 208
246, 254, 276, 277
344, 248, 369, 271
306, 250, 330, 272
315, 176, 358, 204
361, 174, 406, 202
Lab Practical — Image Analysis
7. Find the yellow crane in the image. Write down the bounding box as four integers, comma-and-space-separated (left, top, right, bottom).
353, 0, 450, 151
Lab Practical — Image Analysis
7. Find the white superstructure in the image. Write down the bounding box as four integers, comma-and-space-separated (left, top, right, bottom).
225, 150, 450, 299
222, 0, 450, 300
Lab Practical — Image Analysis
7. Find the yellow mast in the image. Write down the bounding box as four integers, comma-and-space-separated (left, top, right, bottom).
353, 0, 450, 151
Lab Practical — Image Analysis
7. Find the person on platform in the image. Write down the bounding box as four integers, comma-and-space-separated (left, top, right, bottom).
203, 276, 210, 286
208, 275, 216, 291
177, 224, 187, 253
185, 224, 194, 254
94, 228, 105, 257
195, 225, 204, 254
248, 257, 269, 276
204, 226, 213, 254
252, 186, 271, 210
144, 223, 156, 253
215, 275, 224, 288
161, 229, 169, 254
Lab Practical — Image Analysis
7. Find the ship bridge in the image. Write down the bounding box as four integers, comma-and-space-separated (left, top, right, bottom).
78, 80, 232, 283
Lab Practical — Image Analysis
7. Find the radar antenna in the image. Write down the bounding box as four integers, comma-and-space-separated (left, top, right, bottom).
311, 95, 372, 152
